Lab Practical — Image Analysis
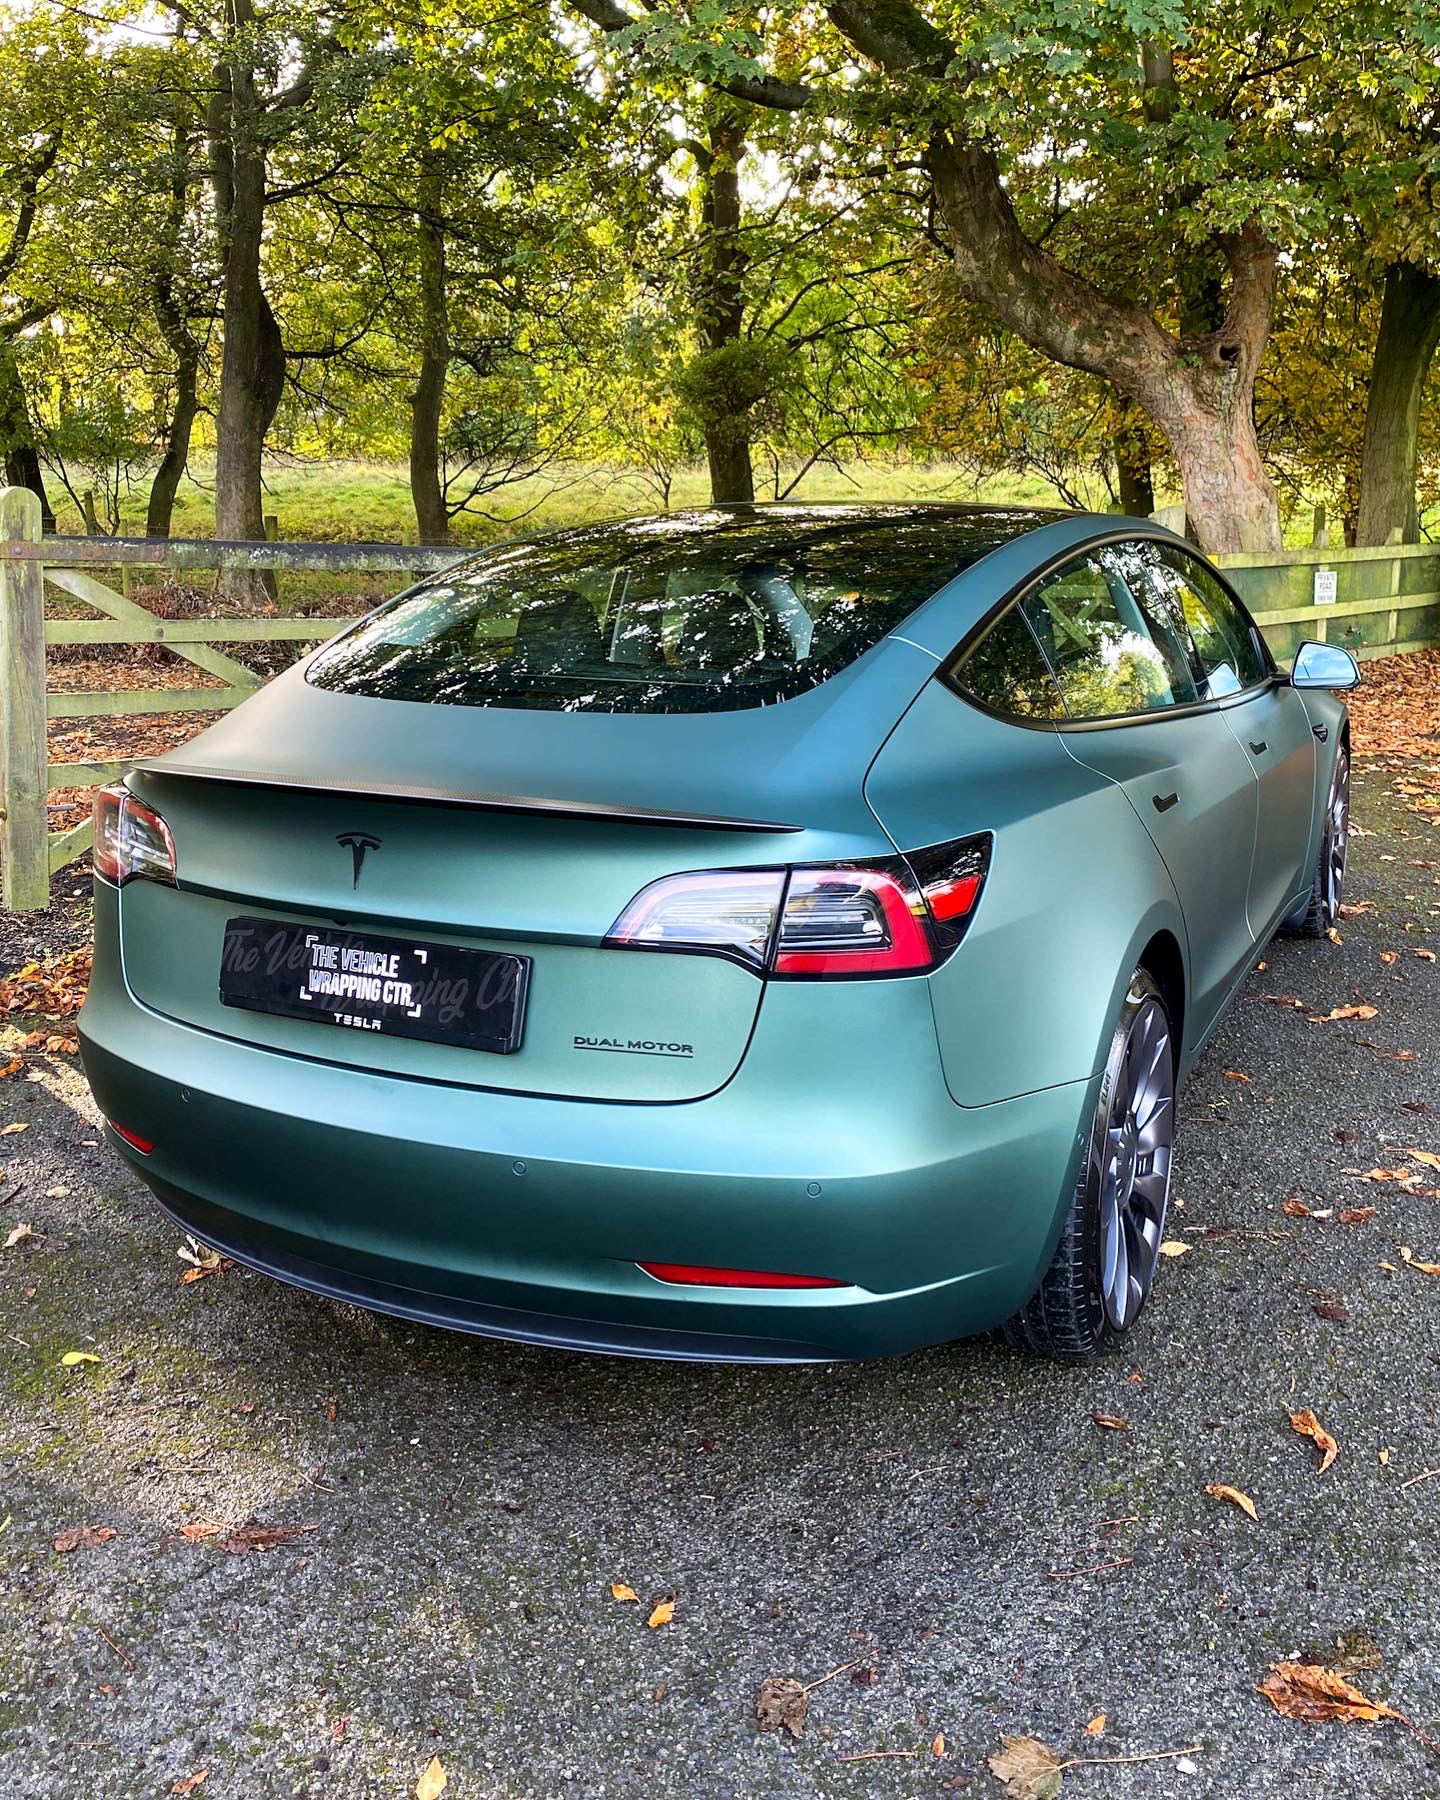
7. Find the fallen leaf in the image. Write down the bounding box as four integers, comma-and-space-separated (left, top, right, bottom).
1417, 949, 1437, 963
1290, 1409, 1339, 1472
1206, 1483, 1258, 1521
647, 1599, 675, 1629
1283, 1198, 1313, 1218
1404, 1149, 1440, 1172
610, 1583, 640, 1603
1309, 1004, 1379, 1023
1381, 951, 1399, 965
932, 1732, 946, 1756
989, 1733, 1064, 1800
1379, 1447, 1392, 1466
1313, 1301, 1350, 1324
331, 1714, 350, 1741
1327, 927, 1344, 945
1223, 1069, 1253, 1082
53, 1524, 117, 1553
1339, 1207, 1377, 1224
1084, 1714, 1106, 1738
0, 1121, 28, 1135
0, 1056, 21, 1080
1399, 1245, 1440, 1274
755, 1675, 807, 1738
1257, 1661, 1399, 1725
170, 1776, 208, 1797
1091, 1414, 1128, 1431
1158, 1240, 1191, 1258
217, 1522, 317, 1555
415, 1758, 447, 1800
4, 1222, 34, 1248
178, 1517, 228, 1542
60, 1351, 101, 1367
1257, 994, 1307, 1009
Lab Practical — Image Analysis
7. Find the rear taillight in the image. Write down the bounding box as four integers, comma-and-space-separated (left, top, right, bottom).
106, 1119, 154, 1154
604, 834, 989, 980
93, 785, 176, 888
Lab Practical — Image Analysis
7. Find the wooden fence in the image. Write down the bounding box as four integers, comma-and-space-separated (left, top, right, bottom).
1, 481, 1437, 911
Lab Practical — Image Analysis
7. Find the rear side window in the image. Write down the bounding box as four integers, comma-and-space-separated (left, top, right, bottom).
950, 607, 1066, 719
1016, 554, 1199, 718
305, 512, 1018, 715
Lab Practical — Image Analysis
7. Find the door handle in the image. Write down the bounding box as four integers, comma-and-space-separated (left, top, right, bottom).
1152, 791, 1179, 814
1249, 739, 1268, 755
1313, 723, 1329, 743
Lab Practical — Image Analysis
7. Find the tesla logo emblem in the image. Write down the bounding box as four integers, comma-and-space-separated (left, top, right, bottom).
336, 832, 381, 887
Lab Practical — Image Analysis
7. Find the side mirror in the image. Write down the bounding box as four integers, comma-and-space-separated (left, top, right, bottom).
1291, 640, 1361, 690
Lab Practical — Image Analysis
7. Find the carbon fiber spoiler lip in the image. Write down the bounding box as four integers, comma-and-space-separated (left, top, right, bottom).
128, 759, 805, 834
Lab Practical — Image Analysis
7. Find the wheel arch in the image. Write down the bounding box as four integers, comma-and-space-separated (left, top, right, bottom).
1137, 929, 1186, 1065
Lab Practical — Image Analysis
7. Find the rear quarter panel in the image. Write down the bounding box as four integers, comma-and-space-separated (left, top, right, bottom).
864, 678, 1189, 1107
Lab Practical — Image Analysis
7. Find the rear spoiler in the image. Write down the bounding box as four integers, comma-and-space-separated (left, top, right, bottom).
128, 759, 804, 835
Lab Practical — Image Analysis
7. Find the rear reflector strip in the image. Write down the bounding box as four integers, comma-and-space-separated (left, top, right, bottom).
638, 1262, 843, 1290
106, 1120, 154, 1154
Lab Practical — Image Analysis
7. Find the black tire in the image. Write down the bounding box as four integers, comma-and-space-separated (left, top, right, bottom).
1004, 968, 1176, 1360
1283, 744, 1350, 939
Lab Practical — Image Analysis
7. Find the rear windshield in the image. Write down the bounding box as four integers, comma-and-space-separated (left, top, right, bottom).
305, 508, 1048, 715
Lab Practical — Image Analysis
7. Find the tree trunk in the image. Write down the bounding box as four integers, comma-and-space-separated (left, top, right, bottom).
409, 152, 450, 546
145, 347, 200, 538
1355, 262, 1440, 547
927, 133, 1281, 554
696, 105, 755, 505
1112, 404, 1155, 516
0, 337, 55, 532
211, 16, 285, 570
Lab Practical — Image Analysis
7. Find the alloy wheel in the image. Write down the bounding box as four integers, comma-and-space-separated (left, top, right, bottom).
1325, 750, 1350, 923
1097, 991, 1175, 1330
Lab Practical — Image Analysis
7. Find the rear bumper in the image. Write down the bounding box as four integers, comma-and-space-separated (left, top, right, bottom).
79, 899, 1099, 1363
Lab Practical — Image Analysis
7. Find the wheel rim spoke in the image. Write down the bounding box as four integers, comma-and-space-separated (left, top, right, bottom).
1099, 995, 1175, 1331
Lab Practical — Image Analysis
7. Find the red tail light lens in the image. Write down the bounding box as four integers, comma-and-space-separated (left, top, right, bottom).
638, 1262, 843, 1289
93, 786, 176, 888
604, 834, 990, 981
773, 867, 932, 975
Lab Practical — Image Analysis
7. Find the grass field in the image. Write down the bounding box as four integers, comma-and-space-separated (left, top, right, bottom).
50, 456, 1112, 546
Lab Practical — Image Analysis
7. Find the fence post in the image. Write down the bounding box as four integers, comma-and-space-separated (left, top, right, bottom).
0, 486, 50, 911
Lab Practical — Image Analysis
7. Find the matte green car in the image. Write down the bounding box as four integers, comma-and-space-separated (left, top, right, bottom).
78, 504, 1359, 1362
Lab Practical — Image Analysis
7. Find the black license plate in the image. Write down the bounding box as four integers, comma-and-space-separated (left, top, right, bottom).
219, 917, 530, 1055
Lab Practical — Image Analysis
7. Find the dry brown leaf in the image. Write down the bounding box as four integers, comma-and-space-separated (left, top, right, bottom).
1381, 951, 1400, 965
217, 1521, 317, 1555
1257, 1662, 1400, 1726
989, 1734, 1064, 1800
0, 1056, 22, 1080
1309, 1004, 1379, 1023
1290, 1409, 1339, 1472
1327, 927, 1344, 945
1091, 1414, 1128, 1431
1257, 994, 1307, 1009
3, 1222, 34, 1248
1339, 1207, 1377, 1224
1084, 1714, 1106, 1738
1206, 1483, 1258, 1521
1283, 1198, 1313, 1218
1223, 1069, 1253, 1082
1158, 1240, 1191, 1258
1404, 1149, 1440, 1172
1417, 949, 1437, 963
0, 1121, 28, 1135
647, 1599, 675, 1629
170, 1776, 208, 1797
610, 1583, 640, 1603
932, 1732, 946, 1756
415, 1758, 447, 1800
178, 1517, 228, 1542
1400, 1247, 1440, 1275
1313, 1301, 1350, 1324
53, 1524, 117, 1554
755, 1674, 807, 1738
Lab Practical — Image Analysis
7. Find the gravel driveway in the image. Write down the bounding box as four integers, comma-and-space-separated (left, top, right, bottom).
1, 762, 1437, 1800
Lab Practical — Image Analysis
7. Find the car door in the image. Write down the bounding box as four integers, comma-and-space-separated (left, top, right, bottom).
1017, 545, 1260, 1040
1140, 544, 1316, 939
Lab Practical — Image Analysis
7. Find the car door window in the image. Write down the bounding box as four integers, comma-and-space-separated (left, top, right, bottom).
949, 605, 1067, 720
1144, 546, 1270, 698
1017, 554, 1199, 719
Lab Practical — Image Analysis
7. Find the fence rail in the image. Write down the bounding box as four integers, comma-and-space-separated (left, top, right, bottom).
1, 482, 1437, 911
